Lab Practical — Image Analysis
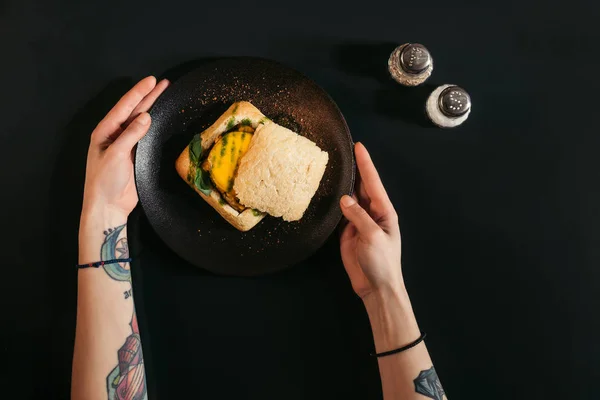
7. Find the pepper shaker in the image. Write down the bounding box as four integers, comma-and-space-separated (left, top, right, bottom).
426, 84, 471, 128
388, 43, 433, 86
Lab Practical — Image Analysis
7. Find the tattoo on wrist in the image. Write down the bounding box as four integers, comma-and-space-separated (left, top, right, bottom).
99, 224, 147, 399
100, 224, 131, 282
414, 366, 445, 400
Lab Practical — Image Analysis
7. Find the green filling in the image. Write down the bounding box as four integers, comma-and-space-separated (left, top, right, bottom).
226, 117, 236, 130
220, 135, 228, 157
189, 134, 202, 163
194, 166, 212, 195
188, 134, 212, 196
230, 142, 236, 163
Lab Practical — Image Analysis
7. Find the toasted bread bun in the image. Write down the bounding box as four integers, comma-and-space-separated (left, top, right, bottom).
234, 121, 329, 221
200, 101, 268, 151
175, 102, 267, 232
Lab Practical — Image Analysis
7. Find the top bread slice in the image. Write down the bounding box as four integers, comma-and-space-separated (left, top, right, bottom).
174, 101, 268, 232
234, 121, 329, 221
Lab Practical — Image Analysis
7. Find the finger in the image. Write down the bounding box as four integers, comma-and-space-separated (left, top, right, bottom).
339, 222, 365, 282
340, 220, 357, 243
357, 176, 369, 203
340, 195, 381, 240
95, 76, 157, 138
352, 169, 368, 200
337, 195, 357, 236
355, 143, 398, 225
355, 142, 391, 205
111, 112, 151, 153
97, 79, 169, 147
123, 79, 170, 128
354, 174, 371, 212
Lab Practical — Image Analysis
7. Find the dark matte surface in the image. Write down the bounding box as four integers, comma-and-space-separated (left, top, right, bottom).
1, 0, 600, 399
135, 58, 355, 275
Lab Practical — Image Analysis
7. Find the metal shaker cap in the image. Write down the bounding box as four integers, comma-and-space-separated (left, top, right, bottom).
426, 84, 472, 128
388, 43, 433, 86
399, 44, 432, 75
438, 86, 471, 117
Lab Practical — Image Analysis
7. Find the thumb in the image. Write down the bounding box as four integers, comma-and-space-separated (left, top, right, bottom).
340, 195, 381, 239
112, 112, 151, 153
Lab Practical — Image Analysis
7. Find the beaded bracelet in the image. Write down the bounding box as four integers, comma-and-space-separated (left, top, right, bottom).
76, 258, 132, 269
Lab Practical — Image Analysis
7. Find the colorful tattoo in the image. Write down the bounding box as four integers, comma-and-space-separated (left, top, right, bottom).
106, 312, 146, 400
101, 225, 131, 282
414, 367, 445, 400
101, 224, 147, 400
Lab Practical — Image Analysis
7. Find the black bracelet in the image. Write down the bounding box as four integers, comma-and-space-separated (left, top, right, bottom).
77, 258, 132, 269
371, 332, 427, 358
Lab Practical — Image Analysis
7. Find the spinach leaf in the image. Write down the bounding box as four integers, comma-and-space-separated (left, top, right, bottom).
188, 134, 212, 195
194, 167, 212, 196
189, 134, 202, 164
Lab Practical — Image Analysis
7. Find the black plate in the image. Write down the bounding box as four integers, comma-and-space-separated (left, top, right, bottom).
135, 58, 355, 275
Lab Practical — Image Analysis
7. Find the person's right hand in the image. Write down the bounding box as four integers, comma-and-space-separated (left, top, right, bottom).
339, 143, 403, 301
341, 145, 437, 399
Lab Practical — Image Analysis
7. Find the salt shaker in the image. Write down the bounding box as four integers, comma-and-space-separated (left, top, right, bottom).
426, 84, 471, 128
388, 43, 433, 86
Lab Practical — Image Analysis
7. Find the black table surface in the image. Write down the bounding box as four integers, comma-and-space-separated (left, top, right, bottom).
2, 1, 599, 399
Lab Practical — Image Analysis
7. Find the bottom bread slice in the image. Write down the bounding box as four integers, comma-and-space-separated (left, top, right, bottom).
175, 145, 266, 232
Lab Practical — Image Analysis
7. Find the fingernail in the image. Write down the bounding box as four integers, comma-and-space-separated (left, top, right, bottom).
137, 113, 150, 125
341, 195, 355, 208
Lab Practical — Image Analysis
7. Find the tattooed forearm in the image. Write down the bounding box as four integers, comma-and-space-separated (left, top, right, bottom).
100, 224, 147, 400
414, 366, 445, 400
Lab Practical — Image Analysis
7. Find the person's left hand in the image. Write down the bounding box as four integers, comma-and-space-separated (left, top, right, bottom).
81, 76, 170, 223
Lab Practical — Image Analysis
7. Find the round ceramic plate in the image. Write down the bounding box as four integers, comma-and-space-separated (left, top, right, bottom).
135, 57, 355, 275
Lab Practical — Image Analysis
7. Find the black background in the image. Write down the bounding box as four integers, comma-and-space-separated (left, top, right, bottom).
1, 0, 599, 399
